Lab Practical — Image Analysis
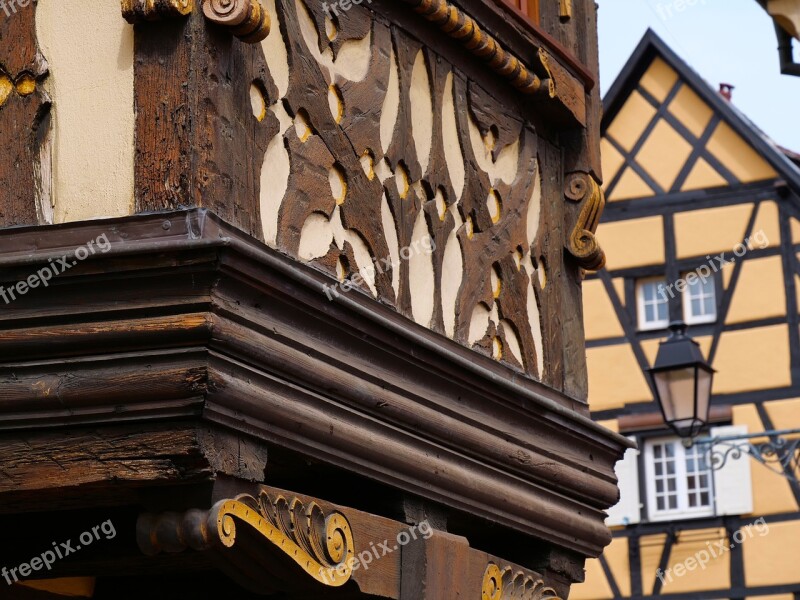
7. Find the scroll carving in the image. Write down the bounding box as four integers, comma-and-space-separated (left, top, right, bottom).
482, 563, 562, 600
202, 0, 271, 43
564, 172, 605, 271
121, 0, 193, 23
137, 491, 355, 588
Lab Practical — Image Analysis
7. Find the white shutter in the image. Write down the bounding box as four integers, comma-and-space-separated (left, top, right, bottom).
606, 436, 641, 526
711, 425, 753, 516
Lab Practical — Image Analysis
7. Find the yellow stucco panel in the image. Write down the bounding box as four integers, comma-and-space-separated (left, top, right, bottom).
606, 91, 658, 152
601, 138, 625, 189
612, 167, 656, 201
713, 325, 791, 394
570, 557, 614, 600
640, 57, 679, 103
681, 158, 727, 192
791, 218, 800, 244
734, 404, 798, 515
596, 418, 619, 433
747, 595, 795, 600
587, 344, 652, 410
605, 537, 632, 597
639, 533, 667, 595
668, 84, 713, 139
751, 200, 781, 248
636, 119, 694, 192
766, 397, 800, 429
706, 122, 778, 183
726, 256, 787, 324
584, 279, 624, 340
655, 528, 731, 594
742, 519, 800, 587
674, 204, 754, 259
599, 216, 665, 270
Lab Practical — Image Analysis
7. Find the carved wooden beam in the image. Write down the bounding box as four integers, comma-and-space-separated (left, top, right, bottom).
564, 172, 605, 271
138, 490, 355, 590
201, 0, 271, 43
121, 0, 194, 23
401, 0, 551, 96
399, 0, 586, 124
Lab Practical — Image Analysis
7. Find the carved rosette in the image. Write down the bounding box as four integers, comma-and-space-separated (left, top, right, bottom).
482, 563, 562, 600
564, 172, 606, 271
121, 0, 194, 23
137, 491, 355, 588
202, 0, 271, 43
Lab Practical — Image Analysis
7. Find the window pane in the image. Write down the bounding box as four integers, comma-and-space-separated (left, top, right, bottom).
704, 294, 716, 317
667, 478, 677, 492
669, 496, 678, 509
657, 298, 669, 321
657, 497, 665, 510
654, 445, 662, 459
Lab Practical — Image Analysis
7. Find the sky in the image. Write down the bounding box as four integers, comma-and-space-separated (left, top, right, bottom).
597, 0, 800, 151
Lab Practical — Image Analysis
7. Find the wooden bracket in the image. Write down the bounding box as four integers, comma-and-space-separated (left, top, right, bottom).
201, 0, 271, 43
564, 172, 606, 271
482, 562, 563, 599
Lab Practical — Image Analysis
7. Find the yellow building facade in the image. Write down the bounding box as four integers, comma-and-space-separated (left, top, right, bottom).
574, 31, 800, 600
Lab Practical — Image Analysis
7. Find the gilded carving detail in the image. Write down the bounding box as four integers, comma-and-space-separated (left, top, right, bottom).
399, 0, 550, 97
565, 172, 606, 271
137, 491, 355, 588
482, 563, 562, 600
121, 0, 193, 23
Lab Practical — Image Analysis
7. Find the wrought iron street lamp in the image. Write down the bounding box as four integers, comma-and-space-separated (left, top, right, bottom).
648, 321, 800, 483
648, 321, 714, 439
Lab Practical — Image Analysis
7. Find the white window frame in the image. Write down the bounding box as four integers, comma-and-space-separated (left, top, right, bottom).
682, 272, 717, 325
643, 435, 715, 522
636, 277, 670, 331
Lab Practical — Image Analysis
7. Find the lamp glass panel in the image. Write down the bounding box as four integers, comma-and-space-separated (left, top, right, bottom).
654, 367, 697, 423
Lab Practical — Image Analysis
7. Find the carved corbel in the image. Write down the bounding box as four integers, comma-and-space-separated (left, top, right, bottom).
564, 172, 606, 271
137, 490, 355, 590
201, 0, 271, 43
482, 563, 563, 600
121, 0, 194, 23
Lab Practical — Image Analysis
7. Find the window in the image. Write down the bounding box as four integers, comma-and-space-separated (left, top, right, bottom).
683, 273, 717, 324
636, 278, 670, 331
606, 426, 754, 527
643, 437, 714, 521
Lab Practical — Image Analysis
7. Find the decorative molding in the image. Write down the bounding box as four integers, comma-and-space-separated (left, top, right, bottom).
400, 0, 552, 97
121, 0, 194, 23
137, 490, 355, 587
482, 563, 562, 600
201, 0, 271, 43
565, 172, 606, 271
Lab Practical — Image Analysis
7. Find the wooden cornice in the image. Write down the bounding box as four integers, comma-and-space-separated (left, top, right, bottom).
398, 0, 589, 125
0, 209, 631, 559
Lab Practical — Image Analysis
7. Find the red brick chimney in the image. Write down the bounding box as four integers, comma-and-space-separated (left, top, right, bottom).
719, 83, 735, 101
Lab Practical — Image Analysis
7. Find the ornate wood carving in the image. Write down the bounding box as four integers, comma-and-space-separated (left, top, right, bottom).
400, 0, 550, 97
482, 563, 562, 600
254, 0, 555, 379
201, 0, 270, 43
0, 0, 51, 227
138, 490, 355, 588
564, 171, 605, 271
121, 0, 193, 23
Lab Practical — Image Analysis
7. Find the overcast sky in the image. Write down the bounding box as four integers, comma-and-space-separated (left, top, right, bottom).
597, 0, 800, 151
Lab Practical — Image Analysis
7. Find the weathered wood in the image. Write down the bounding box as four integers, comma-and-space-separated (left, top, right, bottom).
0, 0, 50, 226
133, 9, 276, 239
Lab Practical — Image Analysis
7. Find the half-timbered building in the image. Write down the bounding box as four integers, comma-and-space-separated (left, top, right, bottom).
573, 30, 800, 600
0, 0, 629, 598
